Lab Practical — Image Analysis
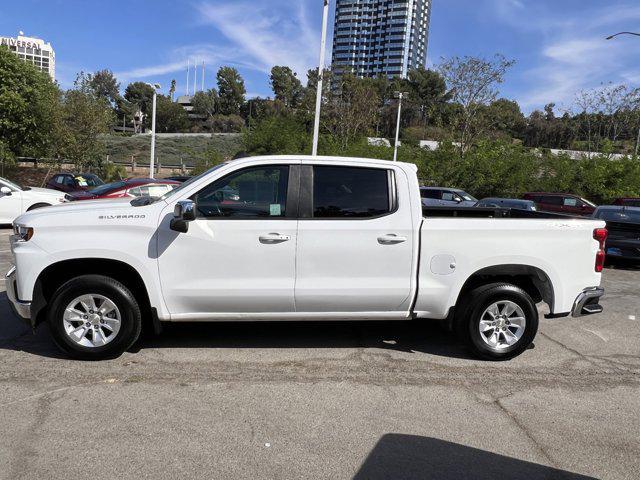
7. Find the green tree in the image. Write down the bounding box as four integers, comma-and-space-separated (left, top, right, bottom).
156, 95, 190, 133
88, 69, 120, 107
323, 74, 380, 148
217, 67, 246, 115
58, 78, 114, 169
0, 46, 61, 158
270, 66, 303, 108
192, 89, 219, 117
124, 81, 154, 118
244, 116, 309, 155
437, 54, 515, 154
169, 79, 177, 100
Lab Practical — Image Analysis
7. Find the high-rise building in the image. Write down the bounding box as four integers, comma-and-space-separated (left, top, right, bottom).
331, 0, 431, 79
0, 33, 56, 80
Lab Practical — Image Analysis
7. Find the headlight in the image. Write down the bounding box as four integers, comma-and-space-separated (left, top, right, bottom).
64, 194, 73, 202
13, 225, 34, 242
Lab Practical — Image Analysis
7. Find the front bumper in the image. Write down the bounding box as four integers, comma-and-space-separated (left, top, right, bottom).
571, 287, 604, 317
5, 266, 31, 321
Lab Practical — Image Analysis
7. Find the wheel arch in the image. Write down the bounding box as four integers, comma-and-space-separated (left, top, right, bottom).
454, 264, 555, 313
33, 258, 154, 330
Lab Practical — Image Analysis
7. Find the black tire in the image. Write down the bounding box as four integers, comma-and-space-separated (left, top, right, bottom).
47, 275, 142, 360
454, 283, 538, 360
27, 203, 51, 211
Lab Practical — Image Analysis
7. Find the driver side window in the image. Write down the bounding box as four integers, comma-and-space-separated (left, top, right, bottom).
192, 165, 289, 219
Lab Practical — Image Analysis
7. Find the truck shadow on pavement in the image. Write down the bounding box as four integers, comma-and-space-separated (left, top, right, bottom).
354, 434, 596, 480
0, 290, 479, 359
133, 320, 476, 359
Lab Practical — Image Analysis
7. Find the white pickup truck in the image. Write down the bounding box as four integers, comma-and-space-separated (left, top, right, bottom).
6, 156, 607, 360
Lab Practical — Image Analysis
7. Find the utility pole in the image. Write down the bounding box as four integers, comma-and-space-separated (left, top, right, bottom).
393, 92, 408, 162
312, 0, 330, 156
202, 61, 205, 92
186, 59, 190, 96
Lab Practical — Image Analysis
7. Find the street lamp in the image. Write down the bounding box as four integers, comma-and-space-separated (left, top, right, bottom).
393, 92, 409, 162
312, 0, 330, 156
146, 83, 161, 178
604, 32, 640, 156
605, 31, 640, 40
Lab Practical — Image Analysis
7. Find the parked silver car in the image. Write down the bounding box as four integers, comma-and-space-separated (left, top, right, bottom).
420, 187, 477, 207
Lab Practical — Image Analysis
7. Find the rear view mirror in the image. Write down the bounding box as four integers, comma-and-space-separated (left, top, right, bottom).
170, 200, 196, 233
0, 186, 12, 196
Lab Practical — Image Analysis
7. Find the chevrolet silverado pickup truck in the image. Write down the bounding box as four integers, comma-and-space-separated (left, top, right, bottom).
6, 156, 607, 360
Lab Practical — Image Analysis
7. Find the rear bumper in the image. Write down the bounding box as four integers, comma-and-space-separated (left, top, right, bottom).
571, 287, 604, 317
5, 266, 31, 322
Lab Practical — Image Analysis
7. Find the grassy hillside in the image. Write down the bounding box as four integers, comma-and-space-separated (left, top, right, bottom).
104, 134, 244, 166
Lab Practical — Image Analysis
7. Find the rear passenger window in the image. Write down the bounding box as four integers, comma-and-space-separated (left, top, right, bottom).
542, 196, 563, 205
420, 189, 440, 199
313, 166, 391, 218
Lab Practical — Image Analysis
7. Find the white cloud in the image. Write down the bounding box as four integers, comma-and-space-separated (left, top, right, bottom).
196, 0, 322, 78
490, 1, 640, 111
113, 44, 260, 84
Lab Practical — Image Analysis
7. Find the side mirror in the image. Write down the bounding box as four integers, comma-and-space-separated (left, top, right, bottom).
170, 200, 196, 233
454, 196, 463, 203
0, 186, 12, 196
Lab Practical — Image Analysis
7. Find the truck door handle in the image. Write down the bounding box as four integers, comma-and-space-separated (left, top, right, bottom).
378, 234, 407, 245
259, 233, 291, 244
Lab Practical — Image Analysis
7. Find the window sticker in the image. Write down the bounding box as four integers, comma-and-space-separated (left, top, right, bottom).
75, 176, 88, 187
270, 204, 281, 216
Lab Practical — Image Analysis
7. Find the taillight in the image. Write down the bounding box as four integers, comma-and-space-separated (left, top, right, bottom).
593, 228, 608, 272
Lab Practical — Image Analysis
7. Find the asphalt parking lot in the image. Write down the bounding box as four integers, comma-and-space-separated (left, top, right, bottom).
0, 229, 638, 480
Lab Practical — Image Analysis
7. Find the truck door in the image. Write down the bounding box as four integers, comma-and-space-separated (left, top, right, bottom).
156, 163, 298, 316
294, 163, 415, 314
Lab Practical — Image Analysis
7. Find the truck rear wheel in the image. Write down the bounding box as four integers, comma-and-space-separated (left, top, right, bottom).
47, 275, 142, 360
455, 283, 538, 360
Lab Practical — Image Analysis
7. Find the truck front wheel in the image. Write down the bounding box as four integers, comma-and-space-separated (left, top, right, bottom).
47, 275, 142, 360
455, 283, 539, 360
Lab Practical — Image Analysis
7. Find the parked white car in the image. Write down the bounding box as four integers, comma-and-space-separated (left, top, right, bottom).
0, 177, 66, 223
6, 156, 607, 360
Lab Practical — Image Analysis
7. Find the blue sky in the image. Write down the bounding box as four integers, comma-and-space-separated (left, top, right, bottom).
1, 0, 640, 112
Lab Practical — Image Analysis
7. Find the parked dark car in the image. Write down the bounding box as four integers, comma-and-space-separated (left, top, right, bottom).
522, 192, 596, 216
475, 198, 537, 211
420, 187, 477, 207
46, 173, 104, 193
592, 206, 640, 262
612, 198, 640, 207
65, 178, 179, 201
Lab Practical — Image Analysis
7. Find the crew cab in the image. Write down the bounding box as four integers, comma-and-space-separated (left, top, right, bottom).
6, 156, 607, 360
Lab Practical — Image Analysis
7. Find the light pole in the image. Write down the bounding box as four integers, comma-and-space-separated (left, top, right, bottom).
393, 92, 408, 162
146, 83, 161, 178
312, 0, 330, 156
605, 31, 640, 40
605, 32, 640, 156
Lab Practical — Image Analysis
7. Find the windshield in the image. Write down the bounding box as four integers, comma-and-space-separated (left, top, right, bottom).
157, 163, 229, 202
0, 177, 24, 191
89, 181, 126, 196
457, 191, 477, 202
75, 174, 104, 189
581, 197, 596, 208
595, 208, 640, 223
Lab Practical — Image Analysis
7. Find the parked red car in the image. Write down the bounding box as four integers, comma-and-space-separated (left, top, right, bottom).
612, 198, 640, 207
522, 192, 596, 216
65, 178, 180, 201
46, 173, 104, 193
